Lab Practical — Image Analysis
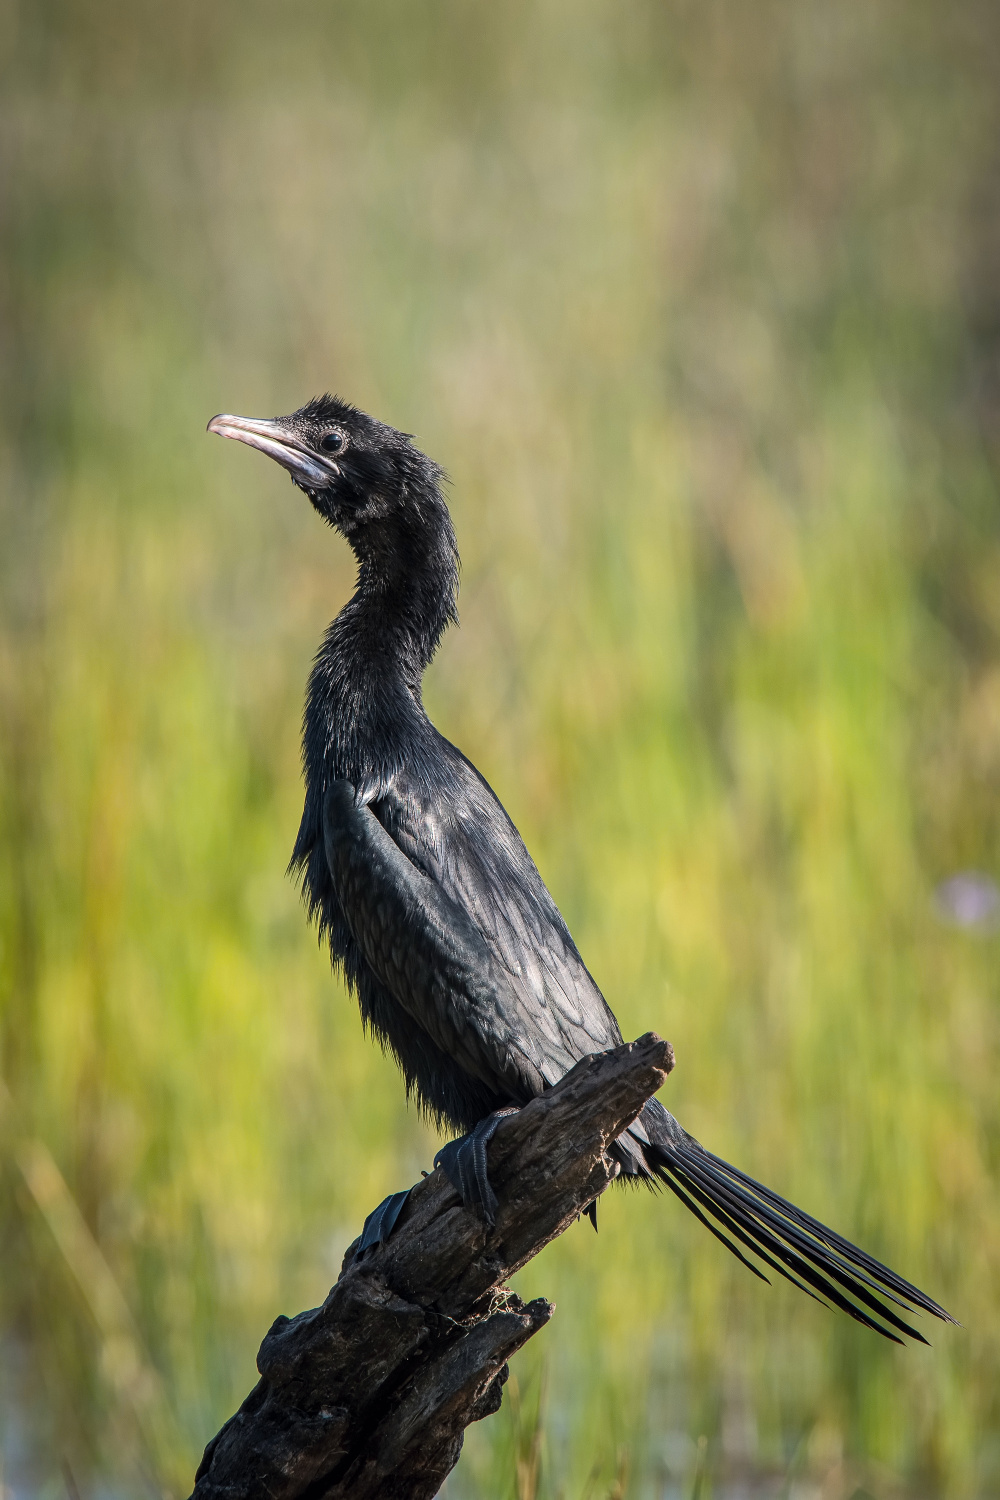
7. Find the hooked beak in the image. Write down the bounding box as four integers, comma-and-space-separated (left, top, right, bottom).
206, 413, 339, 489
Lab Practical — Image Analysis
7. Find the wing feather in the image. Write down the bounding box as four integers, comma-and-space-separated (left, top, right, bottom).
376, 738, 623, 1073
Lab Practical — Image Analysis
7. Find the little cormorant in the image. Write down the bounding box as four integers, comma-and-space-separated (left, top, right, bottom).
208, 396, 953, 1343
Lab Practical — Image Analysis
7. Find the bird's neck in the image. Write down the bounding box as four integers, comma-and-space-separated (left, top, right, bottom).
304, 514, 459, 801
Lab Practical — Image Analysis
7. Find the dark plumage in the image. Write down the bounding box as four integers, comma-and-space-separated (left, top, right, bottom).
208, 395, 955, 1343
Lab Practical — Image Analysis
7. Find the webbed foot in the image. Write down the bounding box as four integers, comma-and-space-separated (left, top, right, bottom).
434, 1107, 519, 1227
355, 1189, 411, 1257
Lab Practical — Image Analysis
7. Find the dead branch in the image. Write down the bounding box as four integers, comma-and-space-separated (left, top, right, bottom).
189, 1032, 674, 1500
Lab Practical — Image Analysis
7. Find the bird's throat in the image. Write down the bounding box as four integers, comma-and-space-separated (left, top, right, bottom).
303, 513, 459, 800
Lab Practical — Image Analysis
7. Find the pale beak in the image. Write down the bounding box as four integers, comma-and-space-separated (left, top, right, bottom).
206, 413, 339, 488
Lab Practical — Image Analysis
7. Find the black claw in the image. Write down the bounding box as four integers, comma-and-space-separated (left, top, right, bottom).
584, 1199, 598, 1232
434, 1108, 519, 1227
356, 1189, 411, 1256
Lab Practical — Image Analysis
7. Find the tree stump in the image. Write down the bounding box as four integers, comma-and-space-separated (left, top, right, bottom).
190, 1033, 675, 1500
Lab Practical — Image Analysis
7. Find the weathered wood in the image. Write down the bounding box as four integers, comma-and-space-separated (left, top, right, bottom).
189, 1033, 675, 1500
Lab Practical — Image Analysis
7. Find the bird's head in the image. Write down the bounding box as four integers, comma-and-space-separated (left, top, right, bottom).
208, 394, 458, 669
207, 394, 449, 555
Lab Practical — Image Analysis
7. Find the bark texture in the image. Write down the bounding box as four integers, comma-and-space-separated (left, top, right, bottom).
189, 1033, 675, 1500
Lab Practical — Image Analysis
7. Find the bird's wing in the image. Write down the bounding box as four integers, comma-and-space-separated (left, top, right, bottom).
375, 741, 624, 1073
323, 740, 622, 1099
323, 778, 573, 1103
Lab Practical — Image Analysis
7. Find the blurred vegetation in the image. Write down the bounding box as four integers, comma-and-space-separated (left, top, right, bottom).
2, 0, 1000, 1495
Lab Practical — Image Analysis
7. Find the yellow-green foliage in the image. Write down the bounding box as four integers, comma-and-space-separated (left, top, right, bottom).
2, 2, 999, 1495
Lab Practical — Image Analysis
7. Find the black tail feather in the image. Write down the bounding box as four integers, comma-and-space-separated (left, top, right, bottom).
662, 1159, 842, 1309
658, 1168, 774, 1285
639, 1105, 956, 1344
663, 1150, 920, 1343
710, 1151, 956, 1321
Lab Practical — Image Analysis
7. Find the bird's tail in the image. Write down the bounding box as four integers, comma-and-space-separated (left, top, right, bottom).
624, 1099, 956, 1344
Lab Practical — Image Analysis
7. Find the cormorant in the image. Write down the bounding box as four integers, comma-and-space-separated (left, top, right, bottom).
208, 396, 953, 1343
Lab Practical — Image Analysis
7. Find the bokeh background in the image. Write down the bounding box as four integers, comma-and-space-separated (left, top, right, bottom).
2, 1, 1000, 1495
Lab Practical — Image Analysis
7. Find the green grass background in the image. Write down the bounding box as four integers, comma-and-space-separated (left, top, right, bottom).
2, 1, 999, 1495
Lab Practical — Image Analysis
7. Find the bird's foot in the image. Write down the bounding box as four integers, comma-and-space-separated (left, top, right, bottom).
434, 1107, 520, 1227
354, 1189, 411, 1258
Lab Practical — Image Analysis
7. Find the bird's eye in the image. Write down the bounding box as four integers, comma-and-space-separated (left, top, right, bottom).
320, 431, 345, 454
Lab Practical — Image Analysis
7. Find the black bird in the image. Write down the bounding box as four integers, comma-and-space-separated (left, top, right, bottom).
208, 396, 953, 1344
